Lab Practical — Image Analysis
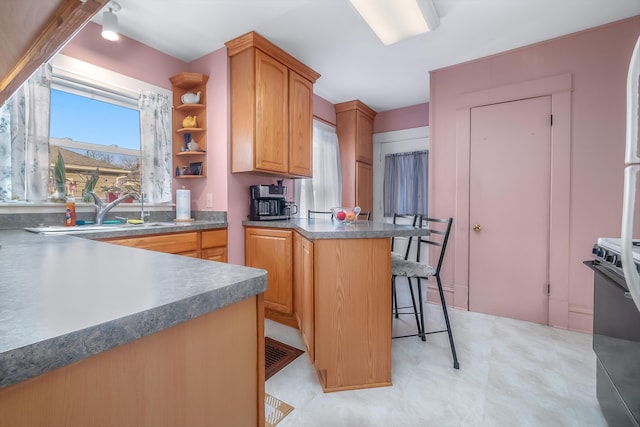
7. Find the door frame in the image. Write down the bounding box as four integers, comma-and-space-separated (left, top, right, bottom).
452, 73, 572, 328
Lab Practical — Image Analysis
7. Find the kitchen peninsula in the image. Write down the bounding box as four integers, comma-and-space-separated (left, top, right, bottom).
0, 228, 267, 426
244, 218, 427, 392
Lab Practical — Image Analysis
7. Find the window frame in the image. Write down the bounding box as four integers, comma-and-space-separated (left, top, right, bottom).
0, 54, 173, 212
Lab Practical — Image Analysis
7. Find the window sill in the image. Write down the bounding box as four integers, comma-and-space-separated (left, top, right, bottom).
0, 202, 173, 214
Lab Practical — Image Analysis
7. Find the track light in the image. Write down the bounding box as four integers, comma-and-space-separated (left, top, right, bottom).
101, 1, 121, 41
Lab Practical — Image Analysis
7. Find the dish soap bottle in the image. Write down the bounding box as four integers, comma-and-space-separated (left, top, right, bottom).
65, 197, 76, 226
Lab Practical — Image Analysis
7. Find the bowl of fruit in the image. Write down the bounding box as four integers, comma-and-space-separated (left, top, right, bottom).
330, 206, 361, 224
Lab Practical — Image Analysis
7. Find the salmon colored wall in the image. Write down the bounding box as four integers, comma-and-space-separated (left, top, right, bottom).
374, 103, 429, 133
314, 94, 336, 125
429, 16, 640, 333
60, 23, 185, 90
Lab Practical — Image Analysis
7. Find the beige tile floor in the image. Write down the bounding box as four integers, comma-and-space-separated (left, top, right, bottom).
265, 282, 606, 427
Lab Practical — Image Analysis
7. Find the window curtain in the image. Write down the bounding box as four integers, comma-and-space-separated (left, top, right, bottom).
0, 64, 52, 202
295, 120, 342, 215
383, 150, 428, 216
138, 91, 172, 203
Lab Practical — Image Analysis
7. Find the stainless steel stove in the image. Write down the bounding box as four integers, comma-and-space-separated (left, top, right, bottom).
593, 238, 640, 276
586, 237, 640, 426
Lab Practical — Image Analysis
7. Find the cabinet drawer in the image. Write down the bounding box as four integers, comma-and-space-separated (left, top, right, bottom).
202, 247, 227, 262
104, 232, 198, 254
202, 229, 227, 248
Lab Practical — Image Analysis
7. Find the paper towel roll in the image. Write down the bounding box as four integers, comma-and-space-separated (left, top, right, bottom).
176, 189, 191, 220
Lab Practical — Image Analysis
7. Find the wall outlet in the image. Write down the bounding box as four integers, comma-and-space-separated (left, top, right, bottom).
206, 193, 213, 208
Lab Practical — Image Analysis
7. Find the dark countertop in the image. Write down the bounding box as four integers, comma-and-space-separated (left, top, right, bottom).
243, 218, 428, 240
0, 227, 267, 389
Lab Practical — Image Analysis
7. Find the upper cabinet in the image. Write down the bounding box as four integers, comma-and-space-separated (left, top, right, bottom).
336, 100, 377, 216
226, 31, 320, 178
170, 72, 209, 179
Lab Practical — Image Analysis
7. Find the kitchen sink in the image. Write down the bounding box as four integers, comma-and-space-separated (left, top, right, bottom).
24, 222, 179, 235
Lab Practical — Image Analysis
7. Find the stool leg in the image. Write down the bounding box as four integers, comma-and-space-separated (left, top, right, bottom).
392, 276, 399, 318
407, 278, 422, 338
436, 274, 459, 369
416, 278, 426, 341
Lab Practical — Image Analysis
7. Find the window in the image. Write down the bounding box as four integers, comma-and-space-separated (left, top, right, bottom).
49, 88, 141, 202
295, 120, 342, 215
383, 150, 428, 217
0, 54, 172, 204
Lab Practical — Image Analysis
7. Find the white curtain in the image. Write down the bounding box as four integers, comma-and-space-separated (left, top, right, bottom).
139, 91, 172, 203
295, 120, 342, 216
0, 64, 52, 202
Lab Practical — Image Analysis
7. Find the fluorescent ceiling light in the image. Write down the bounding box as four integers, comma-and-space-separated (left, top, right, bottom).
350, 0, 440, 46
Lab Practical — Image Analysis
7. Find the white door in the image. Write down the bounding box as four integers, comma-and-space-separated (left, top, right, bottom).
469, 96, 552, 324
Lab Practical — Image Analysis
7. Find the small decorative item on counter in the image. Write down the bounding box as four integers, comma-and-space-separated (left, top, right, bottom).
182, 115, 197, 128
331, 206, 361, 224
188, 140, 199, 151
65, 197, 76, 226
181, 91, 201, 104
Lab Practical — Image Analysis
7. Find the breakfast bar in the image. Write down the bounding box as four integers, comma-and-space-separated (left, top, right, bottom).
244, 218, 426, 392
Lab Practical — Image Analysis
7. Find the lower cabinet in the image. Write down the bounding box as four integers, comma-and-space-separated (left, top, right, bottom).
245, 226, 392, 392
202, 229, 228, 262
0, 295, 264, 426
245, 227, 294, 326
293, 232, 314, 360
101, 228, 227, 261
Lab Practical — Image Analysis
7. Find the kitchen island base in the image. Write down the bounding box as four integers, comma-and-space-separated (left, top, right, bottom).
313, 238, 392, 392
0, 295, 265, 427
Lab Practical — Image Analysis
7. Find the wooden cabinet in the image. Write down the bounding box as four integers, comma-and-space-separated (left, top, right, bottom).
293, 232, 315, 361
313, 238, 391, 392
226, 31, 320, 178
101, 228, 227, 261
336, 100, 377, 218
245, 225, 392, 392
245, 227, 294, 325
170, 72, 209, 179
0, 295, 264, 427
103, 231, 200, 258
201, 229, 228, 262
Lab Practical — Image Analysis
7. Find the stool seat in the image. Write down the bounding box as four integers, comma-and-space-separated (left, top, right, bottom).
391, 254, 436, 277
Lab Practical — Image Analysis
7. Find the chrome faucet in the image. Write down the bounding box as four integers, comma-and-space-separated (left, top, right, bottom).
89, 191, 138, 224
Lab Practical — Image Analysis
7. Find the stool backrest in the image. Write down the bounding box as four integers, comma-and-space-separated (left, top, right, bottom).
416, 217, 453, 274
392, 213, 419, 260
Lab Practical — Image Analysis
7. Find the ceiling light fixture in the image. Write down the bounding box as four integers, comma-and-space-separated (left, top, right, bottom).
101, 1, 121, 41
350, 0, 440, 46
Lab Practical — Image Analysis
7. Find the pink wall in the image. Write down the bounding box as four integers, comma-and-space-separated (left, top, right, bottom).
60, 23, 185, 90
373, 103, 429, 133
314, 94, 336, 125
429, 16, 640, 333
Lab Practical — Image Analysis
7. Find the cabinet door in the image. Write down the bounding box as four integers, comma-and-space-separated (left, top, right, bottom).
356, 110, 373, 164
202, 247, 228, 263
300, 235, 314, 361
288, 71, 313, 177
293, 232, 303, 328
255, 50, 288, 174
355, 161, 372, 218
245, 227, 293, 314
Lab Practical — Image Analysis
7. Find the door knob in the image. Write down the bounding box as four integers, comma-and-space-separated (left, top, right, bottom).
473, 224, 482, 232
